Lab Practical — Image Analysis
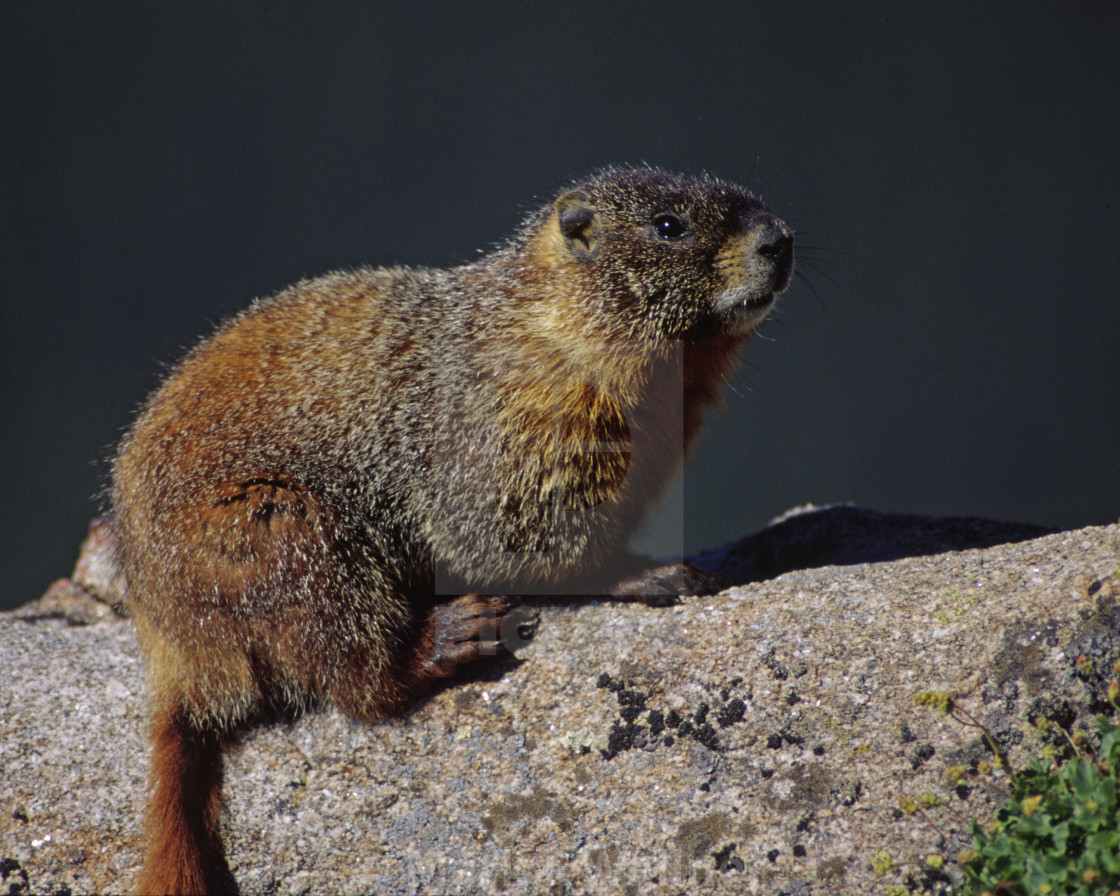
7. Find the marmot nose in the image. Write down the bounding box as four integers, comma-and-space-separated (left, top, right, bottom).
746, 214, 794, 293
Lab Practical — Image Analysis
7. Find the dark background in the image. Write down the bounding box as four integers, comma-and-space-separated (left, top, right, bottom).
4, 2, 1119, 610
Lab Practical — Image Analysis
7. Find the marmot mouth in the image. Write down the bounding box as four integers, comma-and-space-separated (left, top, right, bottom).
715, 288, 776, 334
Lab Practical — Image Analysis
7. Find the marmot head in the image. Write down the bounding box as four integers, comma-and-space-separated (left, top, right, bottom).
547, 166, 794, 342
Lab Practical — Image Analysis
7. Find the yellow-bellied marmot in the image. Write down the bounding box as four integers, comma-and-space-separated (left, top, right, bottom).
111, 166, 794, 894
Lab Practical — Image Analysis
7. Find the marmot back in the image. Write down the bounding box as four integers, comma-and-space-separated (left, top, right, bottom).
111, 166, 794, 894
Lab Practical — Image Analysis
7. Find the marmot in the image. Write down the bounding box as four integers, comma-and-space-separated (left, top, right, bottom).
111, 166, 794, 894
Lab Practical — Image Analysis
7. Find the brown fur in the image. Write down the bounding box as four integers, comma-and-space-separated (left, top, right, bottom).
112, 166, 793, 893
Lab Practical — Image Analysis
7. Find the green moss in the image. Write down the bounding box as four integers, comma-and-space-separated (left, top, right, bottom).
936, 586, 980, 624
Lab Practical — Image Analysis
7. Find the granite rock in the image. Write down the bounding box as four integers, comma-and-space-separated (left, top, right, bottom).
2, 506, 1118, 895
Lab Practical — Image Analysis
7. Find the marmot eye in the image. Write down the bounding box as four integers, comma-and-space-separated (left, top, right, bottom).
653, 213, 687, 241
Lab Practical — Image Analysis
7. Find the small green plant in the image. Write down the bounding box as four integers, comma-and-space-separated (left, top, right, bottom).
957, 714, 1120, 895
920, 658, 1120, 896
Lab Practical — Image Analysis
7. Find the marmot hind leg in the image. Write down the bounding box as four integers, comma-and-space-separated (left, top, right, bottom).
331, 593, 530, 720
411, 593, 518, 679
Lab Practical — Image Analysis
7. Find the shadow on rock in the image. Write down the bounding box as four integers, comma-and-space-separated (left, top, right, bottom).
691, 504, 1055, 586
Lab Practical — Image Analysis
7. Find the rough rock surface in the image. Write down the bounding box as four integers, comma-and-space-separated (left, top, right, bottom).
2, 506, 1118, 896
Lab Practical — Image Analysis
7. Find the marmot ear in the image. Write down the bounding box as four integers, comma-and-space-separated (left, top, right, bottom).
555, 191, 599, 260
